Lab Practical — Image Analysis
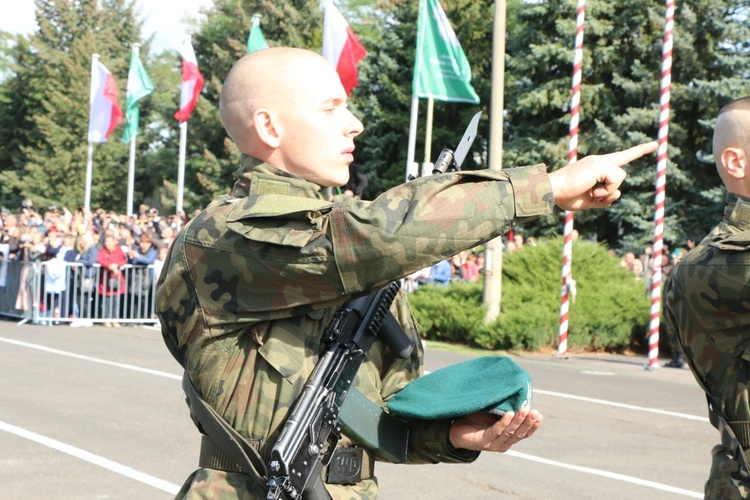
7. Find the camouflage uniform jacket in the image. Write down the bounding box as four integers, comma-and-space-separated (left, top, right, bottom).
665, 194, 750, 498
157, 155, 554, 498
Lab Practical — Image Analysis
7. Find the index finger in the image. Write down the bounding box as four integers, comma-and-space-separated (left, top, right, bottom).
605, 141, 658, 167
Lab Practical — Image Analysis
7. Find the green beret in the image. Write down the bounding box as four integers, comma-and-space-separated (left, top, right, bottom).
386, 356, 533, 419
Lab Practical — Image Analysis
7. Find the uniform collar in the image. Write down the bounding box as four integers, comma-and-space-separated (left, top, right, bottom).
231, 155, 328, 201
726, 193, 750, 228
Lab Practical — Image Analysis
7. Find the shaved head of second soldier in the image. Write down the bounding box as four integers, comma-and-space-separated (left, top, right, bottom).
713, 96, 750, 196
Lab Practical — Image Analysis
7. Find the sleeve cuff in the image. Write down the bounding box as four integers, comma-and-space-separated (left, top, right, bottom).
505, 164, 555, 218
416, 419, 480, 464
445, 419, 482, 461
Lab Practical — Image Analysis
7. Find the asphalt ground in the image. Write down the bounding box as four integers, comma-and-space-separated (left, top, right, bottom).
0, 319, 715, 499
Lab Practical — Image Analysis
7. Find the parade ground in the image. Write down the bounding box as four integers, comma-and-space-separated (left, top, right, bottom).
0, 320, 714, 499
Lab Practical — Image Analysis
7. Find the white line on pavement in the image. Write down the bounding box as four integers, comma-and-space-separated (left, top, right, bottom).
1, 335, 708, 497
4, 338, 705, 422
535, 389, 710, 423
0, 336, 181, 380
0, 420, 179, 495
424, 368, 708, 423
506, 450, 703, 498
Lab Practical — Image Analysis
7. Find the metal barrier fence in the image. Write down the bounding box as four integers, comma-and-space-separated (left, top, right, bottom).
0, 260, 158, 327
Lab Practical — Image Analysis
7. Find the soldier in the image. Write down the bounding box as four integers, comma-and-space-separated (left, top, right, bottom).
157, 47, 657, 498
665, 96, 750, 498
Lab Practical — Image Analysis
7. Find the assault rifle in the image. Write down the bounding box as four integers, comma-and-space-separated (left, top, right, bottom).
266, 281, 414, 500
266, 112, 483, 499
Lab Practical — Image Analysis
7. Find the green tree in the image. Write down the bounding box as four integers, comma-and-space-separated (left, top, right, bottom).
178, 0, 504, 203
0, 31, 14, 83
131, 50, 187, 213
343, 0, 505, 195
504, 0, 750, 251
0, 0, 146, 211
0, 34, 40, 208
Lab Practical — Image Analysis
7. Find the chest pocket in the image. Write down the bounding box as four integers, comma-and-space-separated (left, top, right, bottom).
710, 230, 750, 252
258, 309, 332, 388
225, 194, 331, 248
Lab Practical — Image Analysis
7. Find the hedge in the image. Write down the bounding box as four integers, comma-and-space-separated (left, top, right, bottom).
407, 237, 651, 352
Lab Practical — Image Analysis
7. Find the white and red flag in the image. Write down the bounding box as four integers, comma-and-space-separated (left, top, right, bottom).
175, 36, 205, 123
88, 58, 123, 143
322, 0, 367, 95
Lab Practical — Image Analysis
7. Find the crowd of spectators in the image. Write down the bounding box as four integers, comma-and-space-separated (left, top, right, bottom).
0, 200, 696, 322
0, 200, 190, 326
405, 249, 486, 292
617, 240, 693, 286
404, 233, 540, 292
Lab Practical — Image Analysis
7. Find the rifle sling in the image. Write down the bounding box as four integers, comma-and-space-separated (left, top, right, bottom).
707, 397, 750, 477
198, 434, 264, 471
193, 384, 406, 480
182, 372, 268, 484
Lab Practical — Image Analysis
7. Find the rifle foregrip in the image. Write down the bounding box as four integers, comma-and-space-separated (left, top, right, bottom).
381, 312, 414, 358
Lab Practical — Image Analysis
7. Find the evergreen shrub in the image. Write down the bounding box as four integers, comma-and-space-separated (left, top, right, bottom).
407, 237, 650, 351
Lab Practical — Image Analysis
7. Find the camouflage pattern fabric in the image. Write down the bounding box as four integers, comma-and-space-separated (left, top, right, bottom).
157, 155, 554, 499
665, 194, 750, 499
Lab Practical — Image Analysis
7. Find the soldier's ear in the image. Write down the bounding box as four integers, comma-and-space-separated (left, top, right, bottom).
721, 147, 747, 179
253, 109, 281, 149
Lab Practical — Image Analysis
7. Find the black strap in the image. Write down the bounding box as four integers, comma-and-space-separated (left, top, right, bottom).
707, 398, 750, 477
182, 372, 268, 484
200, 432, 375, 483
322, 446, 375, 483
729, 420, 750, 449
200, 435, 262, 473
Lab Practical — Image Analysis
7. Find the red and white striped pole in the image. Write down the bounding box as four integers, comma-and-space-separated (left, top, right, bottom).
647, 0, 675, 370
558, 0, 586, 358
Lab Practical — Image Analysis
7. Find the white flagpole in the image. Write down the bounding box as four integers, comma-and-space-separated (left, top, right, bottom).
176, 120, 187, 214
127, 136, 136, 216
126, 43, 141, 217
85, 142, 94, 211
406, 96, 420, 180
84, 53, 100, 211
422, 97, 434, 176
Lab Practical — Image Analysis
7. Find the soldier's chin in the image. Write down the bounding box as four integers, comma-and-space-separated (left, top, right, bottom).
329, 175, 350, 189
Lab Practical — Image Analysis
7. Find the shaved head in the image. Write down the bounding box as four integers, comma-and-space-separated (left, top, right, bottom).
713, 97, 750, 193
218, 47, 364, 186
714, 97, 750, 166
219, 48, 334, 155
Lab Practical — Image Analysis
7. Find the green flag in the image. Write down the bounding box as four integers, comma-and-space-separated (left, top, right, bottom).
247, 15, 269, 54
122, 49, 154, 143
413, 0, 479, 104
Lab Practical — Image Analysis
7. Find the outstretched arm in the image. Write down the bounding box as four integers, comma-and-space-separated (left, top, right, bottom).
549, 141, 658, 211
